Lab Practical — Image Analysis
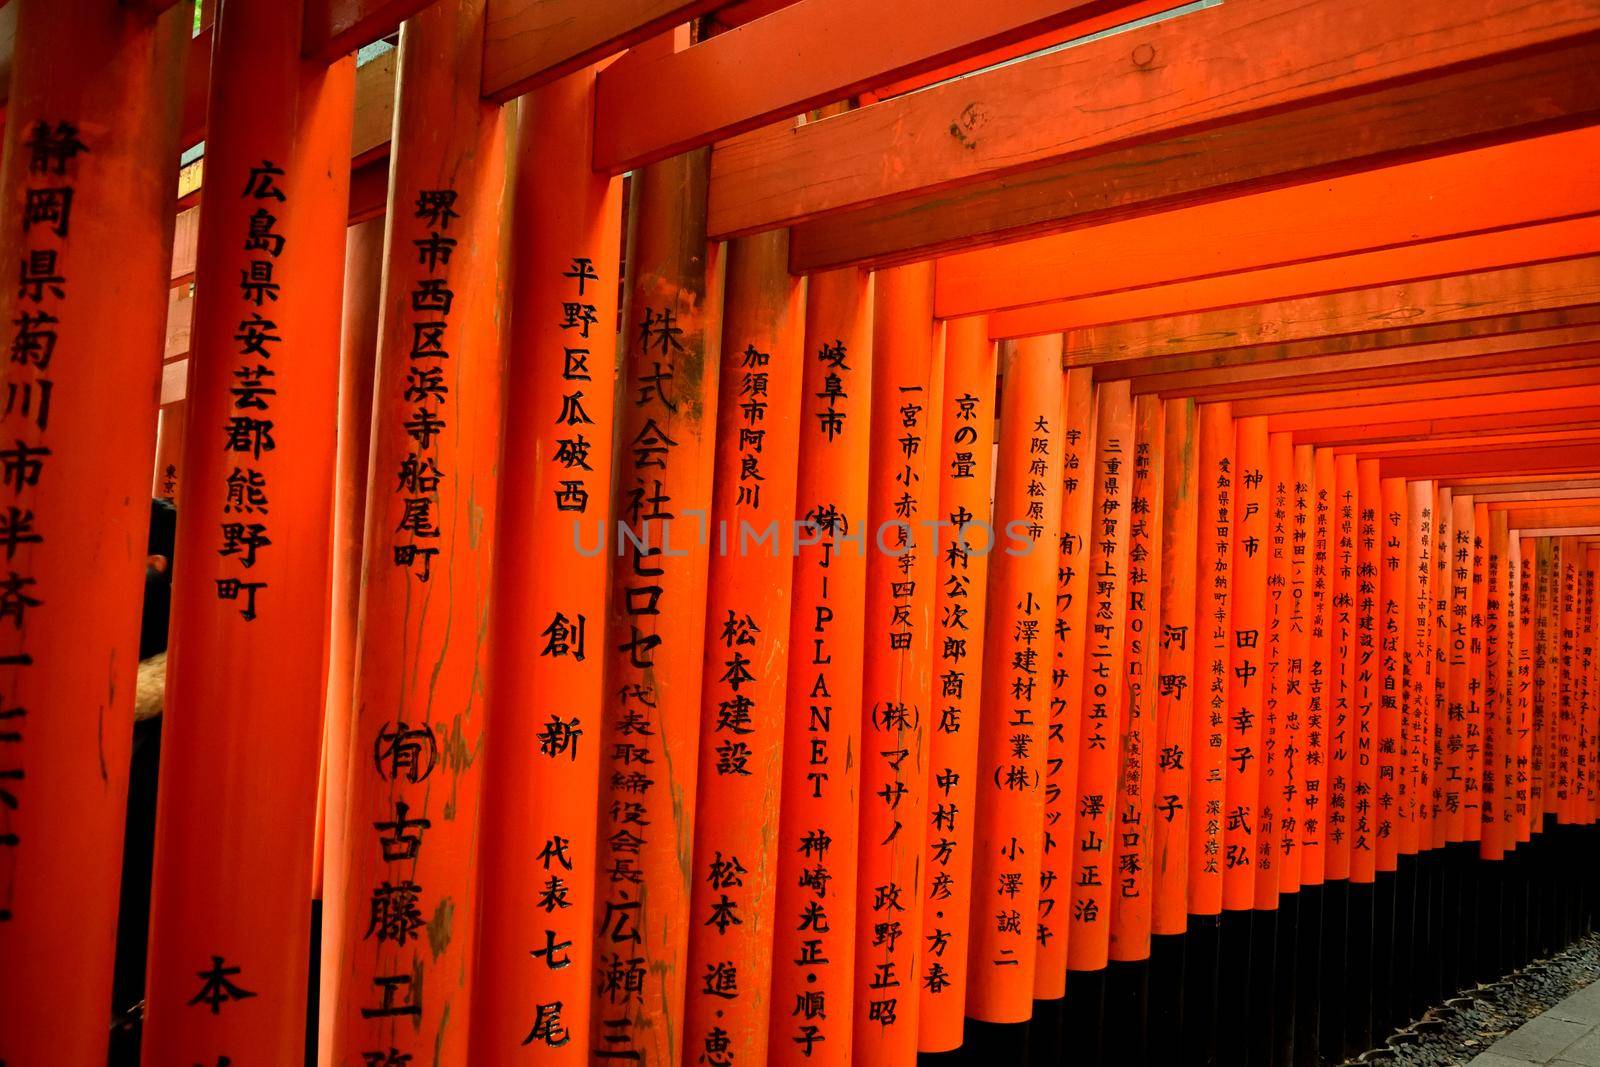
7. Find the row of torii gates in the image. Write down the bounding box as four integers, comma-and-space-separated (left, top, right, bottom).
3, 0, 1600, 1065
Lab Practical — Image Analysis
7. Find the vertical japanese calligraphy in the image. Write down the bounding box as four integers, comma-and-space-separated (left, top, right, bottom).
1466, 500, 1488, 843
1067, 379, 1135, 971
471, 69, 623, 1062
682, 229, 805, 1067
1036, 365, 1096, 1002
1328, 455, 1360, 884
143, 1, 354, 1062
965, 332, 1058, 1022
1153, 399, 1197, 940
1353, 462, 1382, 883
770, 267, 871, 1067
1445, 494, 1475, 841
1109, 393, 1164, 963
1227, 417, 1268, 907
0, 2, 186, 1061
152, 401, 186, 504
1302, 447, 1333, 888
589, 146, 725, 1066
854, 263, 940, 1065
329, 2, 507, 1062
1190, 404, 1236, 917
920, 316, 998, 1046
1376, 477, 1408, 874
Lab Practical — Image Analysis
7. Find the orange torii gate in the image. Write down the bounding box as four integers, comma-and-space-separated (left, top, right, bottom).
3, 3, 1600, 1067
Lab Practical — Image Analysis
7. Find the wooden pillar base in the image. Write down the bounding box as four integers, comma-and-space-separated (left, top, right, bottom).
1318, 879, 1349, 1066
1062, 969, 1107, 1067
1273, 892, 1300, 1066
1248, 906, 1278, 1067
1148, 932, 1186, 1065
1345, 880, 1376, 1055
1218, 910, 1253, 1063
956, 1018, 1030, 1066
1105, 958, 1150, 1067
1183, 914, 1222, 1067
1024, 998, 1064, 1067
1293, 884, 1322, 1067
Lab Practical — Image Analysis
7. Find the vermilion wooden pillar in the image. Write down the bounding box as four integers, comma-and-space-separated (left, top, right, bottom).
769, 267, 871, 1067
1184, 402, 1234, 1063
964, 334, 1060, 1046
143, 1, 354, 1060
1533, 540, 1555, 827
854, 262, 940, 1066
327, 2, 507, 1061
923, 318, 999, 1050
1221, 414, 1266, 1061
1106, 392, 1164, 1058
1580, 556, 1593, 825
681, 230, 806, 1067
587, 152, 724, 1067
1296, 446, 1333, 1067
1372, 475, 1407, 1033
1065, 377, 1135, 1066
1445, 495, 1475, 842
0, 2, 187, 1063
152, 400, 187, 504
1346, 460, 1381, 1053
1319, 452, 1358, 1064
1035, 365, 1096, 1015
1517, 537, 1535, 847
468, 70, 623, 1061
1330, 454, 1361, 885
1149, 398, 1196, 1060
1467, 501, 1489, 844
315, 213, 384, 1059
1559, 537, 1580, 824
1248, 429, 1290, 1064
1483, 510, 1511, 861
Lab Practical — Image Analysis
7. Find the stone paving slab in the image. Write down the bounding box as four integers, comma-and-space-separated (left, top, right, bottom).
1470, 979, 1600, 1066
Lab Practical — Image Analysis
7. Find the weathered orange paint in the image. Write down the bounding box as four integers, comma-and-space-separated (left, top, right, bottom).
469, 68, 624, 1061
143, 1, 355, 1060
315, 213, 384, 1058
1375, 476, 1408, 872
327, 1, 506, 1060
586, 149, 725, 1066
0, 2, 187, 1061
681, 229, 806, 1067
1351, 460, 1382, 882
1301, 447, 1334, 886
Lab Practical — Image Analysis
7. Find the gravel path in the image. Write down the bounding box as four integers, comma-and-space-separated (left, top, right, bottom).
1341, 934, 1600, 1065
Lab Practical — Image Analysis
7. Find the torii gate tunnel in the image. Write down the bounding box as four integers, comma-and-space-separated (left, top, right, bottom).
2, 1, 1599, 1065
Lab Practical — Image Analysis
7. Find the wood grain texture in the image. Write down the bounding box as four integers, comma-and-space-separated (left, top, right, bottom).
787, 41, 1600, 270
